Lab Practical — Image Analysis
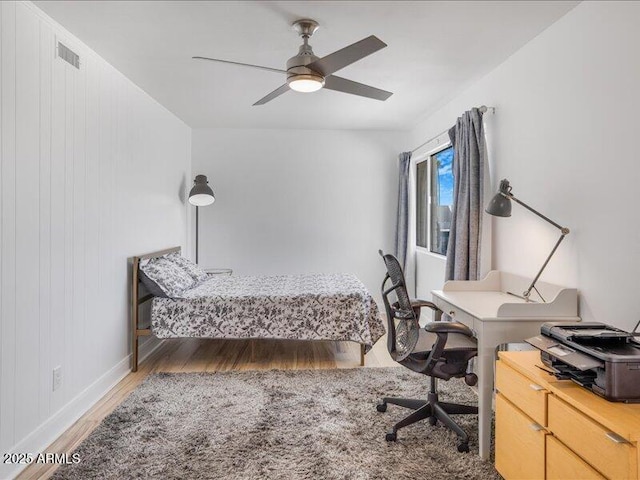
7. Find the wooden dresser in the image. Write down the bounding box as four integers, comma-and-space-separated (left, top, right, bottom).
495, 351, 640, 480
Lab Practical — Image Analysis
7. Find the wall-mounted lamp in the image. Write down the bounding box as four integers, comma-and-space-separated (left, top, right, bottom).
485, 179, 570, 301
188, 174, 215, 264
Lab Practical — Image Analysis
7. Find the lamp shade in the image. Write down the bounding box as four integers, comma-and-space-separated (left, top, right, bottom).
188, 174, 215, 206
485, 179, 512, 217
485, 192, 512, 217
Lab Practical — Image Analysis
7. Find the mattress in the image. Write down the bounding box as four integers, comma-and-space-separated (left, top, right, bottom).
150, 272, 385, 352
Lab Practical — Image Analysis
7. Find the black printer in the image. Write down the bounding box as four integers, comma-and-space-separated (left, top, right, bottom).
526, 322, 640, 402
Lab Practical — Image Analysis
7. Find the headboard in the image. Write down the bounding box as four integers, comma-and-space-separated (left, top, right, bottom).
131, 246, 181, 371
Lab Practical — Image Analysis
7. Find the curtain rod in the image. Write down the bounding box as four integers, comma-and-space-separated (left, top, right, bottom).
410, 105, 495, 154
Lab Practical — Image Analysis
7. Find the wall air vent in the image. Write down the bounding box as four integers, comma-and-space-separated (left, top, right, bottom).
57, 41, 80, 69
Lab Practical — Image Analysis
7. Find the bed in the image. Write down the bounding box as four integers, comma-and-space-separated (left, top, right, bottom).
131, 247, 385, 371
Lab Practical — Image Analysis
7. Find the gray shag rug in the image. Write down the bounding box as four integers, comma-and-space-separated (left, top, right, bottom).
52, 368, 499, 480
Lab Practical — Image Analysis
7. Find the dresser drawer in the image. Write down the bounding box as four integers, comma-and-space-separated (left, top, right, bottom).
495, 360, 548, 426
548, 394, 636, 479
432, 297, 475, 331
495, 393, 546, 480
546, 435, 605, 480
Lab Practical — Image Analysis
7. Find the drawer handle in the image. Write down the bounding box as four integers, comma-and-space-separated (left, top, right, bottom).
605, 432, 629, 444
449, 311, 456, 316
529, 423, 544, 432
529, 383, 545, 392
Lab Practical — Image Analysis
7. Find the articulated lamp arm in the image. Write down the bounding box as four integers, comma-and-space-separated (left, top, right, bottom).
487, 179, 570, 301
508, 195, 568, 233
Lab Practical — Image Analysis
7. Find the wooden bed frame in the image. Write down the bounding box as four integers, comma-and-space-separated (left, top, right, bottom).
131, 246, 182, 372
130, 246, 366, 372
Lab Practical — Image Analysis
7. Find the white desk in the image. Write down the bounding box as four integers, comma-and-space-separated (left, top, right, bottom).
431, 271, 580, 460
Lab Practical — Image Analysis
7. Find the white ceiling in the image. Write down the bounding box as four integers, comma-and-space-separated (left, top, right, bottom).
35, 1, 578, 130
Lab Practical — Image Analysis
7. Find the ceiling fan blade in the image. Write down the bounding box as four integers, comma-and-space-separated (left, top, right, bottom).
253, 84, 290, 106
192, 56, 286, 75
306, 36, 387, 77
323, 75, 392, 101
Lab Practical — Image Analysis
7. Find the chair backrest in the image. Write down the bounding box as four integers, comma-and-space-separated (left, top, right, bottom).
379, 250, 420, 361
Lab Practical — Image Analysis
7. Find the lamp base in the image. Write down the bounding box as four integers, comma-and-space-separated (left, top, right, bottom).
506, 291, 536, 302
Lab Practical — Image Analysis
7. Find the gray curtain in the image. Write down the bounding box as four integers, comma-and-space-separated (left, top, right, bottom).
445, 108, 485, 281
394, 152, 412, 270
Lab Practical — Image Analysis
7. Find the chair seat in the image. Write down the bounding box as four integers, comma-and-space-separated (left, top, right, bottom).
413, 326, 476, 355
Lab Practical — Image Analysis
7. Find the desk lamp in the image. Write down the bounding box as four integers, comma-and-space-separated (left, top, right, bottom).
188, 174, 215, 264
485, 179, 570, 302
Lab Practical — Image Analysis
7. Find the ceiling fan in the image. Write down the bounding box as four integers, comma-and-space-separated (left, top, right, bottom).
193, 19, 393, 106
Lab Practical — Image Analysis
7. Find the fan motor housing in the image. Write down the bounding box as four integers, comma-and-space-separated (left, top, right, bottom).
287, 52, 323, 86
286, 46, 318, 69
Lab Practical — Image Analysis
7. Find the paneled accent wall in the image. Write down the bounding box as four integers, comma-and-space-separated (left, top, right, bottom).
0, 2, 191, 476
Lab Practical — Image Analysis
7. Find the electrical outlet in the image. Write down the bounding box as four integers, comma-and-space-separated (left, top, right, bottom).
52, 366, 62, 391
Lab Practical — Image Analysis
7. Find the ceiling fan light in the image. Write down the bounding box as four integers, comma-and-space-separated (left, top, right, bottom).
287, 74, 325, 93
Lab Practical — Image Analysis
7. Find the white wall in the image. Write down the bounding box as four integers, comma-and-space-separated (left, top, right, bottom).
192, 128, 404, 301
408, 1, 640, 330
0, 3, 191, 477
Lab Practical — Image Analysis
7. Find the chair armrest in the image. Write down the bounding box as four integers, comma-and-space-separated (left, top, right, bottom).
411, 299, 438, 310
425, 321, 474, 337
391, 300, 443, 322
411, 299, 442, 322
421, 321, 474, 375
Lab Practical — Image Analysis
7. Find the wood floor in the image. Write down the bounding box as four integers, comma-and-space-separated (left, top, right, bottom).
17, 337, 397, 480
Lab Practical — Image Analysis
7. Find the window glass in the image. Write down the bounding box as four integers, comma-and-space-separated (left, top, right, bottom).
416, 146, 454, 256
430, 146, 454, 255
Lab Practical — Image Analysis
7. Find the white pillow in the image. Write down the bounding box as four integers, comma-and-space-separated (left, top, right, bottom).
166, 252, 209, 284
139, 256, 196, 297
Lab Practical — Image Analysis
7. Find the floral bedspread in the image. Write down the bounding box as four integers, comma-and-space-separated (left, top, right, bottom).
151, 273, 385, 352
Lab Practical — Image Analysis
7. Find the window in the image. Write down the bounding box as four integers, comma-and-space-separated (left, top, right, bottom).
416, 145, 454, 256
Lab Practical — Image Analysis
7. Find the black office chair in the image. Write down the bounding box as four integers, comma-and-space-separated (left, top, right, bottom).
377, 250, 479, 453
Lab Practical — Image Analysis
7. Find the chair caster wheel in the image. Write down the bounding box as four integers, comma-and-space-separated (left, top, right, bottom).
428, 416, 437, 426
465, 373, 478, 386
457, 443, 470, 453
385, 432, 397, 442
376, 403, 387, 413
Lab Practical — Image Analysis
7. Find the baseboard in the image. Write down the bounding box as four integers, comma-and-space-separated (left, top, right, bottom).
2, 339, 163, 480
